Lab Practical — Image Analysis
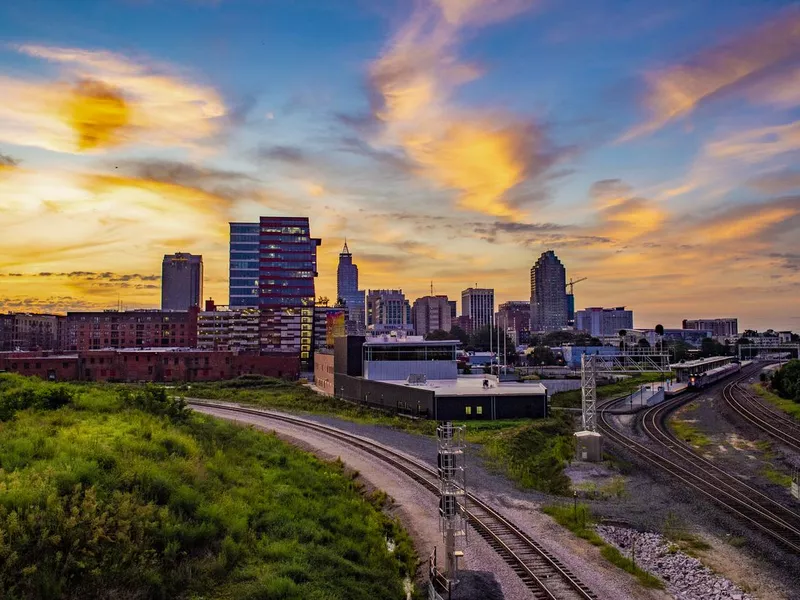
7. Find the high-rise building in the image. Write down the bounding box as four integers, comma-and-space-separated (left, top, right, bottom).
336, 241, 365, 331
229, 222, 260, 307
461, 288, 494, 332
497, 301, 531, 346
411, 296, 452, 336
682, 318, 738, 338
576, 307, 634, 337
257, 217, 321, 367
162, 253, 203, 311
366, 289, 413, 334
448, 300, 458, 320
530, 251, 567, 333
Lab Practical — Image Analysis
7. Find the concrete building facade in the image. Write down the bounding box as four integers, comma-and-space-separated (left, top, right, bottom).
497, 301, 531, 346
0, 313, 63, 351
461, 288, 494, 332
411, 295, 452, 336
682, 318, 738, 338
576, 307, 634, 337
366, 290, 413, 334
197, 300, 260, 353
161, 253, 203, 311
530, 251, 567, 332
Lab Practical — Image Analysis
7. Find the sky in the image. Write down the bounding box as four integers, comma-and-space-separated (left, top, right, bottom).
0, 0, 799, 331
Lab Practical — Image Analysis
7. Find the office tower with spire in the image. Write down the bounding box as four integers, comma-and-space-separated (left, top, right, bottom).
530, 250, 568, 332
336, 240, 365, 331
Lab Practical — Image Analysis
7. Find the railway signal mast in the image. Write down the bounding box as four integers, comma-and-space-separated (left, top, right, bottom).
429, 421, 467, 596
577, 349, 670, 461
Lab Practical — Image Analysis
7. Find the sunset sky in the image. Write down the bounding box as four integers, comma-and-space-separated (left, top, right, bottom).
1, 0, 799, 331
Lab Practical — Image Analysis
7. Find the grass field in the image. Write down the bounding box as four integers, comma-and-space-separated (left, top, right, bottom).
550, 373, 669, 409
751, 383, 800, 421
460, 413, 576, 494
0, 374, 415, 600
180, 376, 579, 495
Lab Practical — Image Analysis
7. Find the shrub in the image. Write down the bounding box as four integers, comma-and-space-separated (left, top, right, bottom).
119, 385, 189, 422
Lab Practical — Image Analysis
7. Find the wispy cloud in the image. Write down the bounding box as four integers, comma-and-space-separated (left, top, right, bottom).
622, 7, 800, 140
0, 45, 226, 153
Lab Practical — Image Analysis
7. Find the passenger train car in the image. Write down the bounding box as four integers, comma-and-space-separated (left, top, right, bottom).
687, 361, 741, 389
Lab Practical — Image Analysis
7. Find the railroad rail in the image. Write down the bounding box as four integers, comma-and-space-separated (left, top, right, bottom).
724, 381, 800, 452
189, 400, 597, 600
598, 370, 800, 554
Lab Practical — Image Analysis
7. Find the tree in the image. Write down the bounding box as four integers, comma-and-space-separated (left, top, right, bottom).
448, 325, 470, 345
335, 297, 347, 308
542, 331, 576, 347
772, 360, 800, 402
317, 296, 330, 307
528, 345, 557, 366
637, 338, 651, 348
426, 329, 456, 341
668, 340, 691, 362
618, 330, 627, 351
655, 324, 664, 336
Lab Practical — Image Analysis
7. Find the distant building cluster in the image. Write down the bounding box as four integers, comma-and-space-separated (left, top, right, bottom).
2, 213, 796, 386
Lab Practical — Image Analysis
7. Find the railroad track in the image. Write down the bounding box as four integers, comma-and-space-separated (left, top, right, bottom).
724, 380, 800, 452
189, 400, 597, 600
598, 371, 800, 554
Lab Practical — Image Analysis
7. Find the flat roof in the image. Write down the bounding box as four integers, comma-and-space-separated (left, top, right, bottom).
672, 356, 733, 369
382, 377, 547, 397
364, 336, 459, 346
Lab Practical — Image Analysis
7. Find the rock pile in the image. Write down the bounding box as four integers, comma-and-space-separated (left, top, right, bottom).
596, 525, 753, 600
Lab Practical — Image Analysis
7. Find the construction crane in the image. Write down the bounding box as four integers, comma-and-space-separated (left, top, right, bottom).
566, 277, 587, 295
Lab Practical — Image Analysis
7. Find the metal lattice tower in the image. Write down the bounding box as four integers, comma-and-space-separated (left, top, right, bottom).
580, 349, 671, 433
437, 421, 467, 583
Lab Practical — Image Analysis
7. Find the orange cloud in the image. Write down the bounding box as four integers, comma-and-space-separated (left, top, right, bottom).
0, 45, 225, 153
622, 8, 800, 140
64, 79, 131, 150
368, 0, 549, 220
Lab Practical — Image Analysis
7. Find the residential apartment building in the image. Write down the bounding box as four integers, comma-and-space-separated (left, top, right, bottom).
576, 307, 634, 337
0, 313, 63, 351
161, 253, 203, 310
229, 222, 260, 307
64, 309, 198, 351
197, 300, 260, 353
411, 295, 452, 336
682, 318, 738, 338
461, 288, 494, 332
336, 241, 365, 332
258, 216, 321, 367
497, 301, 531, 346
530, 250, 568, 332
366, 289, 413, 334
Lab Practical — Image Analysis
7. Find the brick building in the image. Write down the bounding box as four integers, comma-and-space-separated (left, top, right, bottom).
64, 309, 198, 351
0, 349, 298, 383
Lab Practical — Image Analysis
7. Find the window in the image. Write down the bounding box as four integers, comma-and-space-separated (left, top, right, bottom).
465, 406, 472, 415
476, 406, 483, 415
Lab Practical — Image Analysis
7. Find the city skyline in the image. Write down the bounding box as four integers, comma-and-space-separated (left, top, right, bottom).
1, 0, 800, 331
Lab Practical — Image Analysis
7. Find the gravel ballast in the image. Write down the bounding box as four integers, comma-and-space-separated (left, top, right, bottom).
596, 525, 753, 600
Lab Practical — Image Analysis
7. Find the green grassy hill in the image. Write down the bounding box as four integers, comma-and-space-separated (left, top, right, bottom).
0, 374, 414, 600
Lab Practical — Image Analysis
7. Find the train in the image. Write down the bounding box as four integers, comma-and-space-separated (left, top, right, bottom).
687, 361, 741, 389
